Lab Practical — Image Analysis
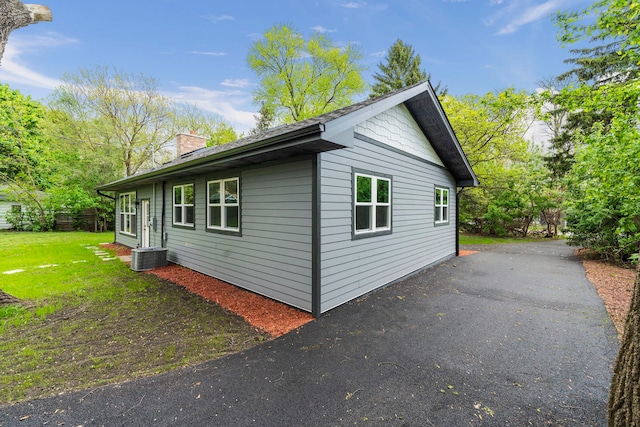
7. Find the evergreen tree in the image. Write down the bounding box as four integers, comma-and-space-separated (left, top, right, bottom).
370, 39, 446, 98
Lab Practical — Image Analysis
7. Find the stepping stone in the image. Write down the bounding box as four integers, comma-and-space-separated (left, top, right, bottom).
38, 264, 58, 269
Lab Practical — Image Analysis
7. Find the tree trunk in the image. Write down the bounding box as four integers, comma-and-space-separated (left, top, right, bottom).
608, 257, 640, 426
0, 0, 52, 63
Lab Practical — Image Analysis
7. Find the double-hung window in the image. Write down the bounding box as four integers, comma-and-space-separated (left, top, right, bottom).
354, 172, 391, 236
173, 184, 194, 227
435, 187, 449, 224
119, 192, 137, 236
207, 178, 240, 232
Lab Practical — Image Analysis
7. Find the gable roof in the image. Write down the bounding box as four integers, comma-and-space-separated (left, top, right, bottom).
98, 81, 478, 191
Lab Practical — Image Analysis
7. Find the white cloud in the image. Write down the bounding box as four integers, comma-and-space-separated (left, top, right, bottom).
312, 26, 338, 33
495, 0, 562, 35
0, 33, 76, 91
221, 79, 251, 88
203, 15, 235, 23
341, 2, 363, 8
170, 85, 256, 132
370, 50, 386, 58
190, 51, 227, 56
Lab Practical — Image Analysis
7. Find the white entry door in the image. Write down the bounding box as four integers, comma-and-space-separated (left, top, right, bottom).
141, 199, 150, 247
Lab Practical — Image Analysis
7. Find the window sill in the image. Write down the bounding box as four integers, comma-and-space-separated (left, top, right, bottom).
352, 229, 392, 240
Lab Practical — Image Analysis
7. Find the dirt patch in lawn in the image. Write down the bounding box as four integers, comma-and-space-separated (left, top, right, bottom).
148, 265, 314, 338
100, 243, 314, 338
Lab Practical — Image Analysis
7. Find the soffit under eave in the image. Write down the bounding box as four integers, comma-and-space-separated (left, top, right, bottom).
403, 93, 478, 187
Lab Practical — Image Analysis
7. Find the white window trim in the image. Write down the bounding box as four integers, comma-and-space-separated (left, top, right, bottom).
173, 183, 194, 227
207, 177, 240, 232
435, 187, 449, 224
354, 172, 391, 236
119, 192, 136, 236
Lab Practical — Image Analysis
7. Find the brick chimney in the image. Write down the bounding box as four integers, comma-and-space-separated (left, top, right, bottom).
176, 131, 206, 156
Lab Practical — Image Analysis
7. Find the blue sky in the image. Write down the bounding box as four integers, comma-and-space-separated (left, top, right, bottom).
1, 0, 585, 133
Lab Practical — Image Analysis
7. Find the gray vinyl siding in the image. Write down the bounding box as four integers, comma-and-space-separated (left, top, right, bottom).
114, 186, 159, 248
319, 136, 456, 314
163, 160, 313, 312
0, 202, 14, 229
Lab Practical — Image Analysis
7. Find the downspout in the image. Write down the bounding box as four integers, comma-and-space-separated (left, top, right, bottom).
161, 181, 166, 248
456, 188, 464, 257
97, 189, 116, 243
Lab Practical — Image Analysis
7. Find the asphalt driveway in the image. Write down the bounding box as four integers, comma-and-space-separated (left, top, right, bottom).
1, 240, 619, 426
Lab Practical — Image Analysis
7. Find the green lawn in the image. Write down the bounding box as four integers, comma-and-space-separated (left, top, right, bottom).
0, 232, 266, 404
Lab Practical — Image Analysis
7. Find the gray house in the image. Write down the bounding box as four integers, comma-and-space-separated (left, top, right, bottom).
98, 82, 478, 317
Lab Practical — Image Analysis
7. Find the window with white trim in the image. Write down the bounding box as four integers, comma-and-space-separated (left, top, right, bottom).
119, 192, 137, 236
207, 178, 239, 231
173, 184, 194, 226
435, 187, 449, 224
354, 172, 391, 235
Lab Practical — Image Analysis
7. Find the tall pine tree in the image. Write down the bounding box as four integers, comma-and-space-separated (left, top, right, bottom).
370, 39, 446, 98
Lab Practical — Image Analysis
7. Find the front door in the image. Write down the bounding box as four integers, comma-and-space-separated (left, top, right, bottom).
141, 199, 150, 247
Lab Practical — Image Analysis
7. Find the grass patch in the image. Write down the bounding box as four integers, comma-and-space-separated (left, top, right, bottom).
0, 232, 267, 404
459, 233, 547, 245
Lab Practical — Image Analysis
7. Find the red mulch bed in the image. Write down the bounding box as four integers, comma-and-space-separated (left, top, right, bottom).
101, 243, 132, 257
100, 243, 478, 337
459, 250, 479, 256
100, 243, 313, 338
147, 265, 313, 338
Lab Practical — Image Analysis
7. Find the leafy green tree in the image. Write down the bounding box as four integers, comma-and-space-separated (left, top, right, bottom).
370, 39, 446, 97
553, 2, 640, 424
49, 66, 180, 177
555, 0, 639, 85
442, 89, 540, 233
247, 24, 366, 124
176, 104, 238, 146
0, 83, 53, 229
250, 102, 277, 135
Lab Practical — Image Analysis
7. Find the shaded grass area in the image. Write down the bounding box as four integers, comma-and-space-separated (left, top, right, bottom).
0, 232, 267, 404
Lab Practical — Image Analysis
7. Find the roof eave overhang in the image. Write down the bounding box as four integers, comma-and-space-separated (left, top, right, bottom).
404, 83, 479, 188
98, 123, 336, 191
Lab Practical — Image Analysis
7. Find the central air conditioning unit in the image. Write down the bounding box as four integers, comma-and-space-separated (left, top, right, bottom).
130, 247, 168, 271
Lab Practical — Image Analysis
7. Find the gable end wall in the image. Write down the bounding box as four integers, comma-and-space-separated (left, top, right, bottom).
354, 104, 444, 167
319, 107, 456, 314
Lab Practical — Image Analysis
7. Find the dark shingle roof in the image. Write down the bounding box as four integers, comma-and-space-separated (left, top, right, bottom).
98, 82, 478, 190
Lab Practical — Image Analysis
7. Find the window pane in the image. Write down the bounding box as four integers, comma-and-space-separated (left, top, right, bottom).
174, 187, 182, 203
209, 206, 221, 227
356, 176, 372, 203
209, 182, 221, 204
225, 180, 238, 204
442, 207, 448, 222
377, 179, 389, 203
174, 207, 182, 224
120, 214, 125, 232
356, 206, 371, 230
435, 207, 442, 222
442, 189, 448, 205
435, 188, 442, 205
184, 185, 194, 204
226, 206, 239, 228
185, 206, 194, 224
131, 215, 137, 234
376, 206, 389, 228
